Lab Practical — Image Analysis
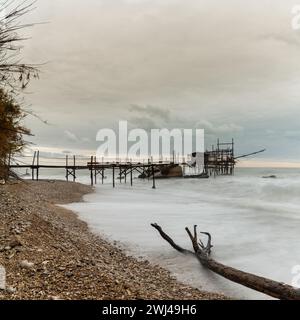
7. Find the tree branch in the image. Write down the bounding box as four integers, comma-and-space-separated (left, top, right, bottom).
151, 223, 300, 300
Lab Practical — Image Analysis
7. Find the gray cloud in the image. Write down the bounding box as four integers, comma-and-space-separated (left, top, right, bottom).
195, 120, 243, 135
129, 105, 171, 122
64, 130, 79, 142
16, 0, 300, 162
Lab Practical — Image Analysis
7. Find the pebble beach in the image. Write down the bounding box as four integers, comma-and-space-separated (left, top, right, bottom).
0, 180, 227, 300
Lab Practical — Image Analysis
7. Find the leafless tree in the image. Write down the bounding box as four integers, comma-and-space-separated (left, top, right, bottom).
0, 0, 39, 92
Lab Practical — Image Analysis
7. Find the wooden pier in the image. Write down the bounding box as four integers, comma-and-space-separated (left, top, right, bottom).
8, 139, 258, 188
9, 151, 186, 189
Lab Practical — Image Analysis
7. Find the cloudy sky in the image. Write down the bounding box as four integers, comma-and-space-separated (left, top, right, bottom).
18, 0, 300, 166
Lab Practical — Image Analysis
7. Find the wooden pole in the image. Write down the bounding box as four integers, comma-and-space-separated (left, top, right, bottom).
130, 165, 133, 187
112, 165, 115, 188
90, 156, 94, 186
36, 151, 40, 181
152, 165, 156, 189
66, 155, 69, 181
32, 151, 36, 180
73, 155, 76, 182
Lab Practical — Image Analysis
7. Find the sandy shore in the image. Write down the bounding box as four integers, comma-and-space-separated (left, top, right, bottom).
0, 180, 228, 300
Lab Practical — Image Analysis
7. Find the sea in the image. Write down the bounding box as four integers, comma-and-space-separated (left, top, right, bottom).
19, 167, 300, 299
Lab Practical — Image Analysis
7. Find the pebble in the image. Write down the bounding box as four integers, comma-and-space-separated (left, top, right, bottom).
20, 260, 34, 269
6, 286, 16, 294
9, 237, 23, 248
65, 272, 73, 278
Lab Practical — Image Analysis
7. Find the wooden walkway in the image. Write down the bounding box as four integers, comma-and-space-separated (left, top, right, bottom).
9, 152, 186, 188
9, 139, 258, 188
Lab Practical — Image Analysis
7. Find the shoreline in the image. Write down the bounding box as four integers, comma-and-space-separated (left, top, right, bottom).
0, 180, 228, 300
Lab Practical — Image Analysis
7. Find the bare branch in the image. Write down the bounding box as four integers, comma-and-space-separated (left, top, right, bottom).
151, 223, 194, 255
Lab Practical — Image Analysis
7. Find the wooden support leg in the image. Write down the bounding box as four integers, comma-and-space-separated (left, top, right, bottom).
73, 156, 76, 182
66, 155, 69, 182
90, 156, 94, 186
36, 151, 40, 181
90, 169, 94, 186
152, 165, 156, 189
113, 166, 115, 188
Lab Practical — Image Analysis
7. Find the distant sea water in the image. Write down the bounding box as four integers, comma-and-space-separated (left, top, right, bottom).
20, 166, 300, 299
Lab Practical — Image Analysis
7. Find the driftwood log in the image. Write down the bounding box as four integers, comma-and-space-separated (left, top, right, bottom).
151, 223, 300, 300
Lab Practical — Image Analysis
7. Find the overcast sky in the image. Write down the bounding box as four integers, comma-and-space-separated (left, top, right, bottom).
18, 0, 300, 165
